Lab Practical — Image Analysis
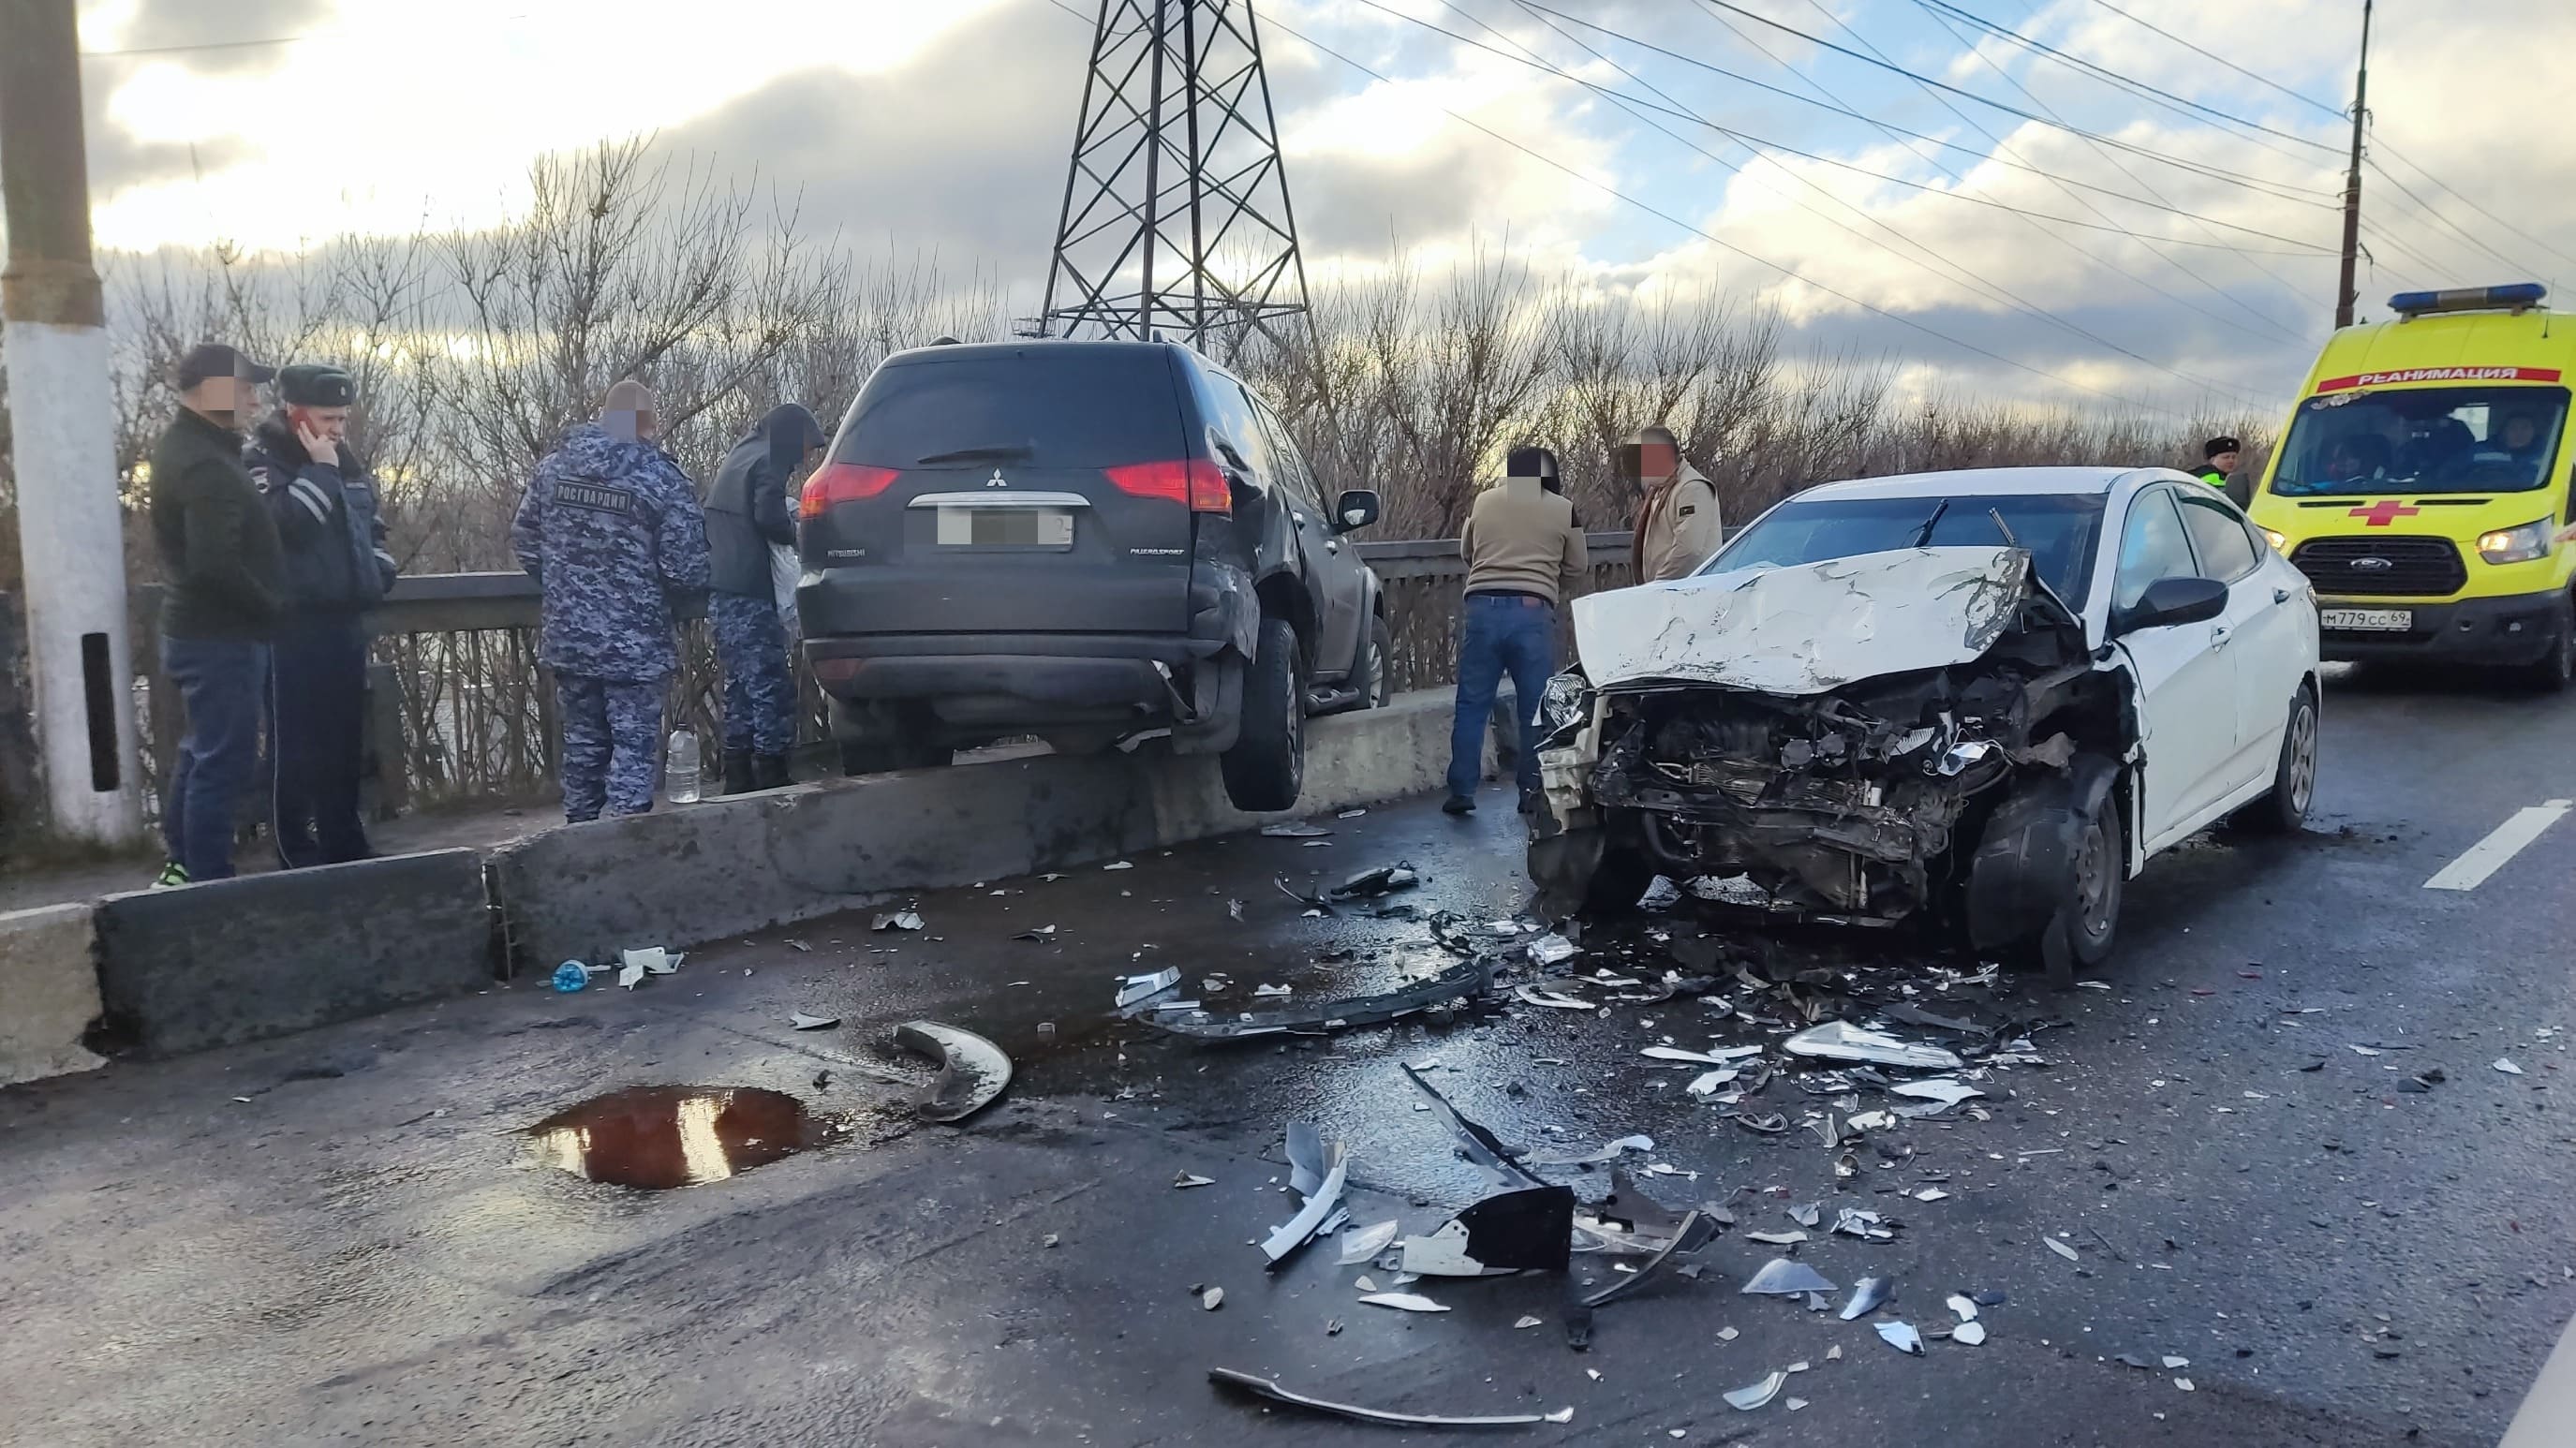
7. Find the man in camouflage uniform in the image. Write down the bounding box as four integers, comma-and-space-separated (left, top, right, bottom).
512, 380, 710, 821
703, 403, 827, 793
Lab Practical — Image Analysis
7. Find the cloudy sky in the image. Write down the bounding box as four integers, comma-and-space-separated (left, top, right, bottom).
64, 0, 2576, 420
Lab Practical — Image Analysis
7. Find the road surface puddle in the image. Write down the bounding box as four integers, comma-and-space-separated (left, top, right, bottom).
524, 1086, 841, 1189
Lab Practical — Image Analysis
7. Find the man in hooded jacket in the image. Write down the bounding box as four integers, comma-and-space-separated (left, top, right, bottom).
513, 380, 711, 821
703, 403, 827, 792
1623, 425, 1723, 584
245, 362, 399, 866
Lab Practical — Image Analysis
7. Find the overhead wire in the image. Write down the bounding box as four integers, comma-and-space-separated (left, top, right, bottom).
1468, 0, 2278, 405
2081, 0, 2346, 119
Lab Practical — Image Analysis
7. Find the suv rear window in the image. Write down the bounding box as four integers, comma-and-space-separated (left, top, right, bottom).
836, 349, 1189, 469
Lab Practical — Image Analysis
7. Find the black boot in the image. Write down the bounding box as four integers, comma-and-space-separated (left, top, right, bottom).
753, 753, 792, 790
720, 747, 756, 796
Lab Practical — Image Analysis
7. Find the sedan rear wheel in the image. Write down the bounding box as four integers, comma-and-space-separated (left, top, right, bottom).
2240, 684, 2317, 835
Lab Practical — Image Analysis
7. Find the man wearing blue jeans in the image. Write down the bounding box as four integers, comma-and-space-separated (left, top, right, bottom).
148, 344, 286, 884
1446, 446, 1589, 815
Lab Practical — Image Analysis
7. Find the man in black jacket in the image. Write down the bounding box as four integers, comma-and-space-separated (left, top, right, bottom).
148, 343, 284, 885
245, 363, 399, 866
703, 403, 826, 792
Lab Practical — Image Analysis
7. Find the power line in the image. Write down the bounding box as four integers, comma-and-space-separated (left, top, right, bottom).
81, 13, 530, 59
2082, 0, 2346, 119
1474, 0, 2277, 405
2360, 156, 2548, 280
2367, 137, 2576, 272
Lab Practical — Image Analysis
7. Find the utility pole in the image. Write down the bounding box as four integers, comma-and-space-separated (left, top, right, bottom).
2332, 0, 2373, 330
1, 0, 145, 843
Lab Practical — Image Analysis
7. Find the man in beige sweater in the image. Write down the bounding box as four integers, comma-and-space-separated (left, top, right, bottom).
1446, 446, 1589, 815
1623, 425, 1723, 583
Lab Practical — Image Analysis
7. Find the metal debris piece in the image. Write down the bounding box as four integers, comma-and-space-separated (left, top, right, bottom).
1175, 1172, 1215, 1189
871, 909, 923, 932
1741, 1259, 1837, 1297
1207, 1368, 1556, 1427
789, 1012, 839, 1031
1890, 1078, 1984, 1104
1840, 1277, 1894, 1321
1260, 821, 1333, 838
1526, 1134, 1653, 1167
1916, 1187, 1951, 1202
1724, 1372, 1787, 1411
2161, 1355, 2189, 1369
1401, 1186, 1575, 1277
1786, 1397, 1809, 1411
1789, 1202, 1823, 1229
1399, 1062, 1546, 1187
1845, 1109, 1897, 1131
1876, 1321, 1924, 1355
2174, 1378, 2195, 1392
1252, 983, 1294, 999
1783, 1021, 1964, 1070
1330, 862, 1420, 899
1685, 1069, 1739, 1097
1642, 1044, 1765, 1066
1579, 1211, 1716, 1309
1356, 1292, 1449, 1313
1141, 957, 1492, 1041
1262, 1130, 1349, 1270
1514, 1314, 1544, 1329
1947, 1294, 1979, 1322
1531, 933, 1580, 967
1833, 1208, 1893, 1242
1103, 861, 1134, 870
1287, 1122, 1329, 1196
1517, 985, 1595, 1010
2046, 1236, 2080, 1263
1746, 1230, 1808, 1246
1954, 1321, 1988, 1346
2495, 1057, 2524, 1075
1014, 925, 1058, 940
1202, 1287, 1224, 1310
892, 1021, 1014, 1123
1118, 968, 1183, 1008
1274, 877, 1335, 916
1337, 1220, 1400, 1265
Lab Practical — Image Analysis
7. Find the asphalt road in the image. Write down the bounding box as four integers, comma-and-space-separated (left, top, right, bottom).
4, 668, 2572, 1448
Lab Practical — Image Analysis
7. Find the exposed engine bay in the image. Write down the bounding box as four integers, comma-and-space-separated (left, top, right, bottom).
1532, 546, 2134, 929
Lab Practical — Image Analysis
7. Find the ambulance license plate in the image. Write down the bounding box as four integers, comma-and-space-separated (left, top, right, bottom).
2319, 607, 2412, 633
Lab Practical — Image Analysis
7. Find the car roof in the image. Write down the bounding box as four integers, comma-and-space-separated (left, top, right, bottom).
880, 338, 1189, 368
1786, 465, 2181, 501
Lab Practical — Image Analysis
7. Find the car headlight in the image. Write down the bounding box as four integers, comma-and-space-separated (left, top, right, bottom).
2260, 527, 2288, 554
2476, 518, 2554, 565
1537, 671, 1591, 736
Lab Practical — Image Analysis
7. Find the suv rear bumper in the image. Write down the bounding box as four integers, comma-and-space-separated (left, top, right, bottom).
2317, 587, 2568, 665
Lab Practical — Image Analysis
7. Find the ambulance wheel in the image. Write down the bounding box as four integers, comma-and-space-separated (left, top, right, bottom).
2524, 598, 2576, 692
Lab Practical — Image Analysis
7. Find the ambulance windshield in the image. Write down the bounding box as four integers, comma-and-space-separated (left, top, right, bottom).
2273, 385, 2569, 496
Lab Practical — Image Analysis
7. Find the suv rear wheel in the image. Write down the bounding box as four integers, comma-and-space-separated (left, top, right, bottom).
1221, 617, 1304, 812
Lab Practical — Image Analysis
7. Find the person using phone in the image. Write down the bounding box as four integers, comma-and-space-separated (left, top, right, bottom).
245, 362, 399, 866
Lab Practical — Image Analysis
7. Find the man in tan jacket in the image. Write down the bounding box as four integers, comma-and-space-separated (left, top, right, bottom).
1446, 446, 1589, 815
1623, 425, 1723, 583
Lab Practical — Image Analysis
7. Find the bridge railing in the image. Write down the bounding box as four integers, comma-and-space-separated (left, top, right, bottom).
113, 532, 1638, 814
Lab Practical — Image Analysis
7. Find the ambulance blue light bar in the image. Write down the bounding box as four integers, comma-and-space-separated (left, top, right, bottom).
2389, 283, 2547, 317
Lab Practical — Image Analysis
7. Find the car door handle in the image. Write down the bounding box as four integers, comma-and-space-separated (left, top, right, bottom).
2210, 624, 2233, 649
1325, 539, 1342, 554
2273, 587, 2291, 604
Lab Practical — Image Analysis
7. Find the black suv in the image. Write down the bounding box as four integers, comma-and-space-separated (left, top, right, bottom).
796, 340, 1389, 812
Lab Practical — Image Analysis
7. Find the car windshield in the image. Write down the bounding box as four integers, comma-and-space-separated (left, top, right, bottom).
2271, 384, 2569, 496
1702, 491, 2108, 601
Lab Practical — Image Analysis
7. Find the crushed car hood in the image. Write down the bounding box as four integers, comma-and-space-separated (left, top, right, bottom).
1573, 546, 2035, 695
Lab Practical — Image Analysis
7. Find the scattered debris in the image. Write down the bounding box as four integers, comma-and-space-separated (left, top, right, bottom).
1262, 1127, 1349, 1270
1915, 1188, 1952, 1203
618, 956, 648, 990
1717, 1326, 1740, 1342
2495, 1057, 2525, 1075
1746, 1230, 1809, 1246
1840, 1277, 1894, 1321
1014, 925, 1059, 941
1742, 1259, 1837, 1297
1260, 821, 1333, 838
1890, 1078, 1984, 1105
1402, 1186, 1576, 1277
1946, 1294, 1979, 1322
1783, 1021, 1963, 1071
1208, 1369, 1559, 1427
1833, 1208, 1894, 1242
1142, 957, 1492, 1041
1329, 862, 1420, 900
1580, 1211, 1717, 1308
1876, 1321, 1925, 1355
2162, 1355, 2189, 1369
1117, 967, 1184, 1008
872, 909, 924, 932
1687, 1070, 1738, 1097
1530, 933, 1581, 967
1356, 1293, 1450, 1313
1724, 1372, 1787, 1411
892, 1021, 1013, 1123
1174, 1172, 1215, 1189
1642, 1044, 1764, 1066
1526, 1134, 1653, 1167
1399, 1063, 1546, 1187
1252, 983, 1294, 999
1202, 1287, 1225, 1310
1789, 1202, 1823, 1229
2046, 1236, 2081, 1263
1337, 1220, 1400, 1265
789, 1012, 839, 1031
1786, 1397, 1810, 1411
2174, 1378, 2195, 1393
1517, 985, 1595, 1011
1954, 1322, 1989, 1346
1103, 861, 1134, 871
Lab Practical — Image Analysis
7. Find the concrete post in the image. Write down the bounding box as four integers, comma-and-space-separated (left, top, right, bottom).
1, 0, 145, 843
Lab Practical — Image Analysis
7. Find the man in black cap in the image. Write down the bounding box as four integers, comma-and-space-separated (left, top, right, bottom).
148, 344, 285, 886
246, 362, 399, 866
2195, 436, 2241, 490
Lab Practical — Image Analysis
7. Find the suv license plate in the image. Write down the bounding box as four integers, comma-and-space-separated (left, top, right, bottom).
937, 507, 1073, 547
2319, 607, 2412, 633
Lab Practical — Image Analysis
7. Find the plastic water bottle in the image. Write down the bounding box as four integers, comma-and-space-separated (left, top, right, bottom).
664, 728, 702, 805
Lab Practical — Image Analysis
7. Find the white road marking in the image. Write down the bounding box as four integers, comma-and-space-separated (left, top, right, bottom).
2424, 800, 2573, 891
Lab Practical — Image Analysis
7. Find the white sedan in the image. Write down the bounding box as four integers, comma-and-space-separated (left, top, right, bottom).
1528, 465, 2322, 975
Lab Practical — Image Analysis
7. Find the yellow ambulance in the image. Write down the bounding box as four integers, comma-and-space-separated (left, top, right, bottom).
2248, 283, 2576, 687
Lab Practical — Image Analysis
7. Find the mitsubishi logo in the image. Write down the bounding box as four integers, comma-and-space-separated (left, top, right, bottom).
985, 468, 1009, 488
2349, 556, 2395, 570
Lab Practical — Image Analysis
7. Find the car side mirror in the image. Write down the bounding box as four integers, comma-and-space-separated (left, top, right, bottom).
1333, 488, 1381, 533
2113, 575, 2228, 637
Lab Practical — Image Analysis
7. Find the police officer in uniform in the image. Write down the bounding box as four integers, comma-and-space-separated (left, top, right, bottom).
703, 403, 827, 793
2194, 436, 2241, 489
246, 362, 398, 865
513, 380, 710, 821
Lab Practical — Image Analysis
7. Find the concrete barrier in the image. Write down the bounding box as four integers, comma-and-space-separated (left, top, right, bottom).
94, 849, 496, 1056
0, 903, 105, 1085
494, 687, 1485, 971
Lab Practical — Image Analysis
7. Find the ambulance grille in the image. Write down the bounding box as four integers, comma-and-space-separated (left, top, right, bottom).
2290, 536, 2467, 598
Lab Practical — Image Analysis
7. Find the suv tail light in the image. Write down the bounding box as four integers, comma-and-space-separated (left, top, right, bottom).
1103, 458, 1231, 513
800, 463, 900, 518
